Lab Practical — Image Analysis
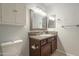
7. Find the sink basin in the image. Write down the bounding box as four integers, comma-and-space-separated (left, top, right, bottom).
39, 34, 52, 36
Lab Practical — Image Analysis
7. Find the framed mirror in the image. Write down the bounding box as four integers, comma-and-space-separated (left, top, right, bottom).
47, 15, 56, 28
30, 9, 47, 30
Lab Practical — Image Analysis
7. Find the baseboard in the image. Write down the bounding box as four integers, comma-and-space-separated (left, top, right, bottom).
56, 49, 75, 56
66, 53, 75, 56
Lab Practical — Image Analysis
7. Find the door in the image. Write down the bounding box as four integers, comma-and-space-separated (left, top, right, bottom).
41, 43, 51, 56
15, 4, 26, 25
2, 3, 16, 25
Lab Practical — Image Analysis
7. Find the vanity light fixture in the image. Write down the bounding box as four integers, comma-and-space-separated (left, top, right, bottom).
48, 15, 56, 21
48, 16, 55, 21
31, 7, 47, 16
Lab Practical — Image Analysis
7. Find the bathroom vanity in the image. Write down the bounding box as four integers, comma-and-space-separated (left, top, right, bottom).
29, 8, 57, 56
29, 33, 57, 56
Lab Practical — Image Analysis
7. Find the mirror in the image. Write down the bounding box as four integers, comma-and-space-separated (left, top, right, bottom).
30, 9, 47, 30
48, 16, 56, 28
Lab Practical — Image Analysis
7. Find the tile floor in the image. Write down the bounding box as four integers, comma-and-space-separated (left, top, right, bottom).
52, 50, 67, 56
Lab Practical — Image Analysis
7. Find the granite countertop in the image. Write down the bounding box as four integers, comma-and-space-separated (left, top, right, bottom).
29, 34, 56, 40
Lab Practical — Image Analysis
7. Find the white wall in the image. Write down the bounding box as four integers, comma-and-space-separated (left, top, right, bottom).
48, 3, 79, 55
0, 7, 30, 56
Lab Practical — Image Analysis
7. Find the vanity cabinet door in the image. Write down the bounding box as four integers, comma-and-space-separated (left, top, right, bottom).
41, 43, 51, 56
52, 39, 57, 53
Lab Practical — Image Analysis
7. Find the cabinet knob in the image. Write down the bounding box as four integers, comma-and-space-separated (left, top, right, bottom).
13, 10, 18, 12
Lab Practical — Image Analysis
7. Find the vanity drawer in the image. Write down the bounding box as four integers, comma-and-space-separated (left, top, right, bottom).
41, 39, 47, 46
48, 37, 55, 42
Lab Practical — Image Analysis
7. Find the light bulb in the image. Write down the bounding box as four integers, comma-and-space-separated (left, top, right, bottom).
49, 16, 55, 21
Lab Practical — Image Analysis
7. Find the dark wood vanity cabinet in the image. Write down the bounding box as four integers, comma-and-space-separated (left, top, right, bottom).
41, 43, 51, 56
29, 35, 57, 56
51, 37, 57, 53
